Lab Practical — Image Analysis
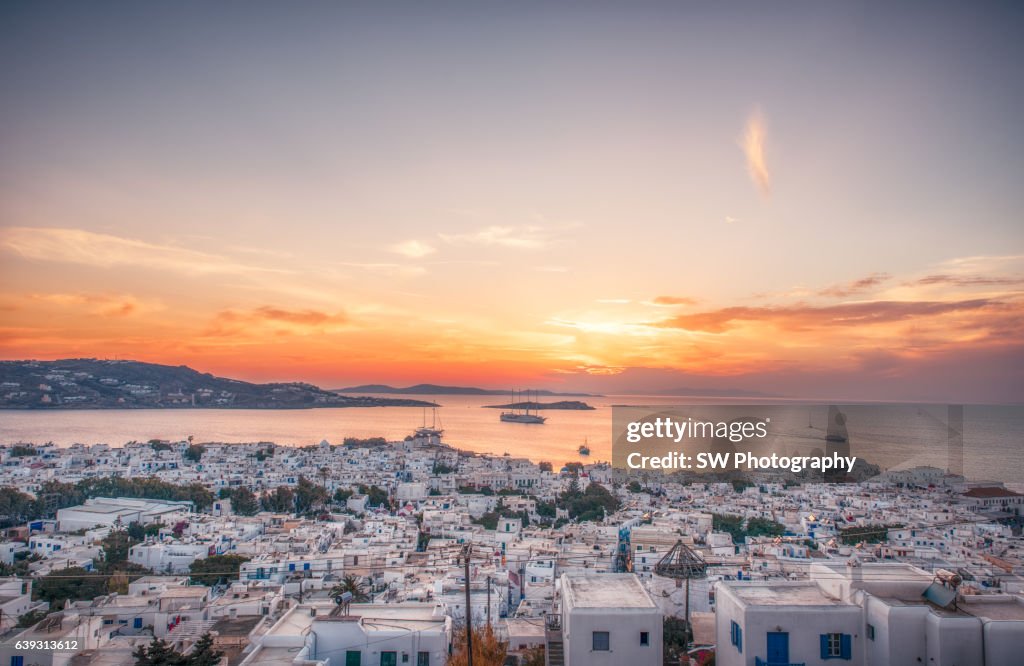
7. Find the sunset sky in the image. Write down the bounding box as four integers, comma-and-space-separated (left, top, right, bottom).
1, 2, 1022, 402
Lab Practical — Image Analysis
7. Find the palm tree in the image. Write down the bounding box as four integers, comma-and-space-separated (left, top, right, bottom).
329, 574, 369, 602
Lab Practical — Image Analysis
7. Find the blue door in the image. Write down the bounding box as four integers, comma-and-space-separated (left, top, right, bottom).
766, 632, 789, 664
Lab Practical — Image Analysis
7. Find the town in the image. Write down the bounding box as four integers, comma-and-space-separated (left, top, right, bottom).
0, 429, 1020, 666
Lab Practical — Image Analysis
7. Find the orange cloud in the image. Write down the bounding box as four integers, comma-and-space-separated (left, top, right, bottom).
652, 298, 1004, 333
651, 296, 697, 306
204, 306, 349, 338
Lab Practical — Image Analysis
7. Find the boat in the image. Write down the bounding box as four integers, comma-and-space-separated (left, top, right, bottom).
413, 407, 444, 440
578, 439, 590, 456
500, 389, 547, 424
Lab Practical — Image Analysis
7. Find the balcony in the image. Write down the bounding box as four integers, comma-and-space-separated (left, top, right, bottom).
755, 659, 805, 666
544, 613, 562, 631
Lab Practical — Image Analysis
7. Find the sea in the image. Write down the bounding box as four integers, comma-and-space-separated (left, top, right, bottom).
0, 395, 1021, 483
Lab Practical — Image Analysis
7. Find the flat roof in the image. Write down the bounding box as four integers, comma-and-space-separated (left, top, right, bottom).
562, 573, 655, 609
728, 582, 853, 607
962, 598, 1024, 621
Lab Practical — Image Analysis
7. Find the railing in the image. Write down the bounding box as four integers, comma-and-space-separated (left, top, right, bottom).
544, 613, 562, 631
755, 658, 805, 666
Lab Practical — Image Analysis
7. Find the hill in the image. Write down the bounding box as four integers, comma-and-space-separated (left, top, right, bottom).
335, 383, 598, 396
482, 400, 595, 410
0, 359, 436, 410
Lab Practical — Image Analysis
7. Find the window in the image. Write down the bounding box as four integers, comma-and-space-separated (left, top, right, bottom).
866, 624, 875, 641
730, 621, 743, 653
134, 618, 143, 629
417, 653, 430, 666
12, 657, 24, 666
820, 633, 851, 660
380, 652, 397, 666
344, 651, 360, 666
592, 631, 610, 651
640, 631, 649, 646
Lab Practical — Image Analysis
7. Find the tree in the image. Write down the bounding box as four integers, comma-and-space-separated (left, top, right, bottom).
102, 528, 138, 564
261, 486, 295, 513
333, 487, 353, 504
183, 445, 205, 463
16, 609, 47, 628
295, 476, 329, 514
188, 633, 223, 666
538, 461, 553, 473
329, 574, 369, 602
446, 624, 508, 666
189, 554, 250, 586
358, 484, 389, 508
35, 566, 107, 609
746, 517, 785, 538
663, 616, 690, 662
134, 638, 187, 666
222, 487, 259, 516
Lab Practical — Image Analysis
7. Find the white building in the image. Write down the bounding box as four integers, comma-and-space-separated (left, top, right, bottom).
716, 561, 1024, 666
56, 497, 192, 532
547, 572, 663, 666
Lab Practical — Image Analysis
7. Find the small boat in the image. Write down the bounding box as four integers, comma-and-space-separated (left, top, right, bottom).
500, 389, 547, 424
578, 438, 590, 456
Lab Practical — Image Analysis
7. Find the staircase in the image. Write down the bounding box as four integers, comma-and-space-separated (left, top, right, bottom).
546, 639, 564, 666
544, 613, 564, 666
167, 619, 217, 643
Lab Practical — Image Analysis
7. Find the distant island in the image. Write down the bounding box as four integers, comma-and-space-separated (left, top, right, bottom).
0, 359, 437, 410
483, 400, 595, 411
335, 383, 599, 397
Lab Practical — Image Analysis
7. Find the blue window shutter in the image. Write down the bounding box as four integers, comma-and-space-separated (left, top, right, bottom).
821, 634, 829, 659
840, 634, 852, 659
737, 626, 742, 653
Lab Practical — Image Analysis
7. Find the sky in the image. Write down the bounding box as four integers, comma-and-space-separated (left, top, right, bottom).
1, 2, 1022, 402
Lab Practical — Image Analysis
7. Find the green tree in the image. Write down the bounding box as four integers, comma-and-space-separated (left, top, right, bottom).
358, 485, 389, 507
133, 637, 187, 666
188, 554, 250, 586
17, 609, 47, 628
261, 487, 295, 513
229, 487, 259, 516
102, 527, 139, 564
746, 517, 785, 538
187, 633, 223, 666
35, 566, 107, 609
294, 476, 329, 514
183, 445, 205, 463
329, 574, 370, 602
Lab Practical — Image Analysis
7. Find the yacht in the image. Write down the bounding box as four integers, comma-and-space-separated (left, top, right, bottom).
500, 389, 547, 424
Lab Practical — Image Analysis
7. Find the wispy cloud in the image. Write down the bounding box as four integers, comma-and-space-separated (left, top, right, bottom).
439, 225, 554, 250
652, 299, 1000, 333
28, 292, 162, 317
1, 227, 288, 277
740, 109, 771, 197
651, 296, 697, 306
818, 272, 891, 298
205, 305, 349, 337
389, 240, 436, 259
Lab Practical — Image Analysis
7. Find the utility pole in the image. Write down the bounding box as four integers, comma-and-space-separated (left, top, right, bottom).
463, 544, 474, 666
486, 575, 491, 626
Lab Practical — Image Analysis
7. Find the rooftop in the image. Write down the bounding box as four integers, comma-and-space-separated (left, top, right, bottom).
726, 581, 853, 607
562, 573, 656, 609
